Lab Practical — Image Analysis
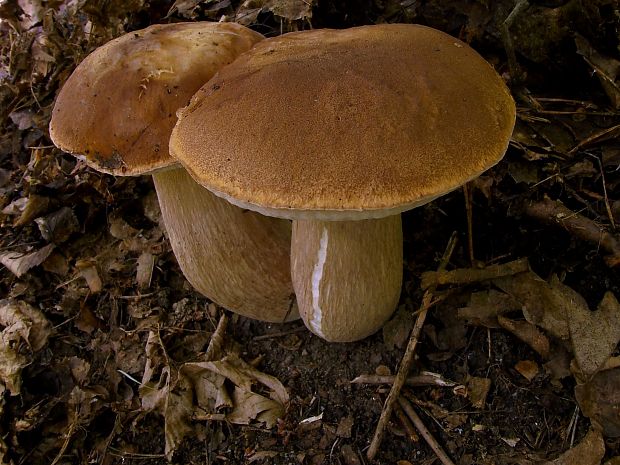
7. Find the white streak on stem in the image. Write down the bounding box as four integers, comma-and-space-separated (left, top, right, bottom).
310, 227, 329, 337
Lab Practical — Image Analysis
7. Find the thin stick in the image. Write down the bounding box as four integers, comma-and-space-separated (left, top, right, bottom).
394, 402, 419, 442
398, 396, 456, 465
421, 257, 529, 289
366, 232, 458, 460
350, 373, 456, 387
463, 183, 475, 266
524, 198, 620, 259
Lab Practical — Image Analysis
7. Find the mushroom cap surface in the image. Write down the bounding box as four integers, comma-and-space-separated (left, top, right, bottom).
50, 22, 263, 176
171, 24, 516, 221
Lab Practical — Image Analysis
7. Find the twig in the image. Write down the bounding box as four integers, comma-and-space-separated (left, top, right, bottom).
50, 408, 78, 465
351, 372, 457, 387
367, 232, 457, 460
587, 153, 616, 231
394, 402, 419, 442
398, 396, 456, 465
421, 257, 529, 289
463, 183, 475, 265
568, 123, 620, 155
524, 197, 620, 265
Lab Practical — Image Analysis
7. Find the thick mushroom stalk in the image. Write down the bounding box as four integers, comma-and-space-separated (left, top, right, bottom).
291, 216, 402, 341
153, 168, 297, 322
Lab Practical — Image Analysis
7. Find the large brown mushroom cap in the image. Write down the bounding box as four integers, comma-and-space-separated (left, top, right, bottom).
50, 22, 263, 176
171, 24, 516, 220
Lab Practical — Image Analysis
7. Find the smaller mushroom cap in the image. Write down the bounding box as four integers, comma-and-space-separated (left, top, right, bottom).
49, 22, 263, 176
170, 24, 516, 221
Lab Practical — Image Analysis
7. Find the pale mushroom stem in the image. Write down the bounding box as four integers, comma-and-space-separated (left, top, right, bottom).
152, 167, 298, 322
291, 215, 403, 342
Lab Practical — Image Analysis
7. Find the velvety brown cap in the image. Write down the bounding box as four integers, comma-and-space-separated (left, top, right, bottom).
170, 24, 516, 220
49, 22, 263, 176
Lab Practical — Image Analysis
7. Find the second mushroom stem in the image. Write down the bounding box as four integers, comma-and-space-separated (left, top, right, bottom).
153, 167, 297, 322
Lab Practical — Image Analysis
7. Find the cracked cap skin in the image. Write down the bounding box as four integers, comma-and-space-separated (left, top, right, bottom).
49, 21, 263, 176
170, 24, 516, 221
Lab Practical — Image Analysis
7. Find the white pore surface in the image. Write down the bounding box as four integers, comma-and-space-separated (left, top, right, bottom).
309, 227, 329, 337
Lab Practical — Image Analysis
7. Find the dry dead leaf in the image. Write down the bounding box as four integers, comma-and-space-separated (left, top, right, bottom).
227, 386, 285, 428
498, 315, 550, 359
0, 335, 28, 396
139, 324, 289, 458
383, 304, 413, 349
569, 292, 620, 377
494, 271, 619, 375
140, 332, 193, 460
184, 353, 289, 427
236, 0, 312, 25
458, 289, 521, 328
136, 252, 155, 290
575, 34, 620, 109
575, 367, 620, 437
35, 206, 78, 243
75, 259, 102, 293
13, 194, 53, 226
0, 243, 55, 277
0, 299, 51, 351
543, 428, 605, 465
494, 272, 572, 340
467, 377, 491, 409
515, 360, 539, 382
336, 415, 354, 438
0, 300, 51, 395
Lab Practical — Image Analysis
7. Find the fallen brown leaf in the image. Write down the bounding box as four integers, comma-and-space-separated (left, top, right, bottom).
575, 367, 620, 437
0, 300, 51, 395
0, 243, 55, 278
543, 428, 605, 465
498, 315, 550, 359
466, 377, 491, 409
458, 289, 521, 328
569, 292, 620, 377
515, 360, 539, 382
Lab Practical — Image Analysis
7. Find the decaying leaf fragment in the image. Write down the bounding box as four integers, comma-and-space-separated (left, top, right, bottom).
0, 243, 55, 278
569, 292, 620, 377
0, 300, 52, 395
458, 289, 521, 328
236, 0, 313, 25
139, 318, 289, 460
575, 34, 620, 109
575, 367, 620, 437
543, 428, 605, 465
139, 331, 194, 460
494, 271, 620, 376
498, 315, 550, 359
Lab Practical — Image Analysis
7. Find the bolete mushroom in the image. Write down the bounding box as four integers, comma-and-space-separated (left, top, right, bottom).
49, 22, 298, 323
170, 24, 516, 341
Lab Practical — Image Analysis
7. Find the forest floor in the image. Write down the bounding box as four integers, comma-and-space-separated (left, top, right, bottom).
0, 1, 619, 464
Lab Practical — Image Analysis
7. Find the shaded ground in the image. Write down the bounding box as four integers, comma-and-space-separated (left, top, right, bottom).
0, 1, 619, 464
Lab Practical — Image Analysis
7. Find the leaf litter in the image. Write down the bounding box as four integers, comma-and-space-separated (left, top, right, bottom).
0, 0, 619, 464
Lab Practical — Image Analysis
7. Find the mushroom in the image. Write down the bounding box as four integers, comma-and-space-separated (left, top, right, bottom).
49, 22, 298, 323
169, 24, 516, 341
